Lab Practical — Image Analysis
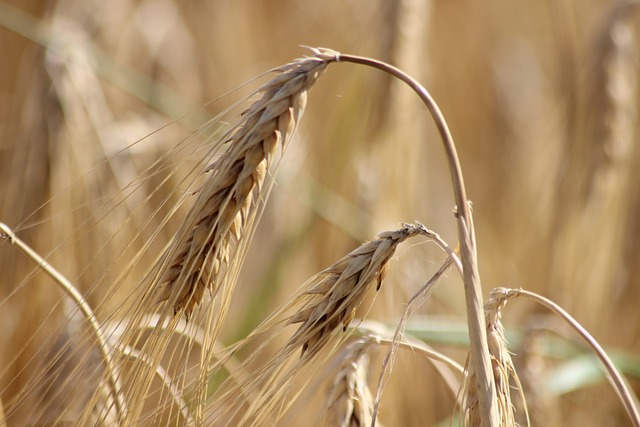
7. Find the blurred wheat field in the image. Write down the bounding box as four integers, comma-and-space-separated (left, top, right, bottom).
1, 0, 640, 425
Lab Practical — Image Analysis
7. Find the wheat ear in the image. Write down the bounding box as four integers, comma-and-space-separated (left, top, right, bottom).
288, 223, 430, 359
550, 1, 639, 326
98, 48, 340, 426
461, 287, 525, 426
156, 48, 337, 319
206, 223, 428, 426
326, 338, 376, 427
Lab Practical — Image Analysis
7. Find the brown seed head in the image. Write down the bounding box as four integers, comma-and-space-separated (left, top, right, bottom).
326, 338, 376, 427
157, 49, 338, 318
289, 223, 428, 357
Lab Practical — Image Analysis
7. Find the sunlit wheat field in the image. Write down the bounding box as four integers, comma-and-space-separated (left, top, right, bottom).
1, 1, 640, 425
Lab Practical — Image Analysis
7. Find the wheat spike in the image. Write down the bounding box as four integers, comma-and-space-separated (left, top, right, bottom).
289, 222, 429, 358
326, 338, 376, 427
462, 287, 523, 426
156, 48, 338, 318
208, 223, 428, 426
97, 49, 340, 426
549, 3, 638, 324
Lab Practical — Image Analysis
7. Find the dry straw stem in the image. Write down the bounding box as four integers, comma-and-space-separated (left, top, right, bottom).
0, 222, 126, 420
335, 53, 499, 426
489, 287, 640, 427
369, 232, 461, 425
326, 338, 376, 427
156, 48, 337, 319
356, 320, 464, 393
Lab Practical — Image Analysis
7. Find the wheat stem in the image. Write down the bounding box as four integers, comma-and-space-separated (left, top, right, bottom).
356, 321, 465, 376
493, 287, 640, 427
334, 53, 499, 426
367, 230, 459, 425
0, 222, 126, 421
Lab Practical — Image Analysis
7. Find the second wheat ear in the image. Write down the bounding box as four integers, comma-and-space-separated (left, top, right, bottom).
288, 223, 430, 358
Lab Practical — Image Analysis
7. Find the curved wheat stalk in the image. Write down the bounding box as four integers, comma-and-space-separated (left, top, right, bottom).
334, 53, 499, 425
490, 288, 640, 427
0, 222, 126, 421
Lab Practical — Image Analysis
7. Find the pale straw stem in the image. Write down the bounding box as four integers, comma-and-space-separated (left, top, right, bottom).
334, 53, 499, 426
494, 287, 640, 427
0, 222, 126, 421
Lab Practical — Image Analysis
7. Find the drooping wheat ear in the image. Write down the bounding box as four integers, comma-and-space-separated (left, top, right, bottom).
461, 287, 524, 426
289, 222, 430, 359
208, 223, 428, 426
156, 48, 338, 318
326, 338, 376, 427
